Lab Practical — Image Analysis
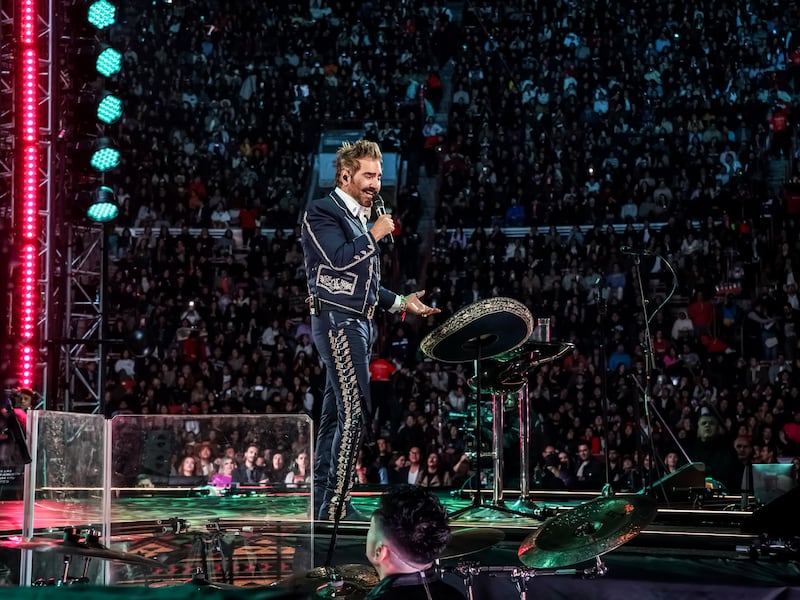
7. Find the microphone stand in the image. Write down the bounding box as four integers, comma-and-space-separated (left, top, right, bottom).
629, 250, 689, 497
594, 278, 611, 489
630, 253, 650, 490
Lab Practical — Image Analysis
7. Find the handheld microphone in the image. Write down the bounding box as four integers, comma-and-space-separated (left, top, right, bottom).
373, 195, 393, 243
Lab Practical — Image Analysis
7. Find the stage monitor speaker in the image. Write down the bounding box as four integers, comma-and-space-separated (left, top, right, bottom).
141, 429, 175, 476
648, 461, 706, 501
741, 486, 800, 537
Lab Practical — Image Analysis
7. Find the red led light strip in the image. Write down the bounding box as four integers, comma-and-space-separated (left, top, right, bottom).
17, 0, 38, 389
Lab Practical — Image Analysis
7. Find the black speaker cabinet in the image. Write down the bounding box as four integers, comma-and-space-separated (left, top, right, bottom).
741, 486, 800, 536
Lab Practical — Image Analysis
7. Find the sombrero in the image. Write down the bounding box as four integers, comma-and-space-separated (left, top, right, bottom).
420, 297, 534, 363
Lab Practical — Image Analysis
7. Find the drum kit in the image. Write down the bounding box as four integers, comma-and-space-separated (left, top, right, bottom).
277, 298, 660, 599
0, 526, 162, 586
278, 493, 657, 599
0, 522, 253, 589
421, 297, 574, 518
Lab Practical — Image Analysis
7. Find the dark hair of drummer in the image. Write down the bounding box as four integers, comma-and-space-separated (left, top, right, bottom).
366, 485, 451, 573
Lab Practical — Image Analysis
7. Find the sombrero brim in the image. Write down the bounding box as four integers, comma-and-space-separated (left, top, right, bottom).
420, 297, 534, 363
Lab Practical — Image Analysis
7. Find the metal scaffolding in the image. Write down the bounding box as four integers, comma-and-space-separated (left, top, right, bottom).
2, 0, 101, 412
2, 0, 60, 407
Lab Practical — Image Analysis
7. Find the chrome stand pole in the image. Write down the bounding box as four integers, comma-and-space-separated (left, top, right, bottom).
491, 393, 505, 505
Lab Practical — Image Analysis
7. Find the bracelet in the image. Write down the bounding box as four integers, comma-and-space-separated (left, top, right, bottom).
399, 295, 408, 321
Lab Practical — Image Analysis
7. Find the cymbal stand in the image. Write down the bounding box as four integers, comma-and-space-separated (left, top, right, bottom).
188, 530, 216, 586
450, 340, 526, 520
59, 527, 82, 585
78, 529, 105, 584
60, 553, 72, 585
630, 249, 681, 491
490, 389, 550, 519
512, 318, 559, 517
207, 520, 236, 584
491, 390, 505, 506
510, 382, 536, 514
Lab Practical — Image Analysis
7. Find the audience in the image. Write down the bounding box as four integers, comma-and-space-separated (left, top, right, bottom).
84, 0, 800, 495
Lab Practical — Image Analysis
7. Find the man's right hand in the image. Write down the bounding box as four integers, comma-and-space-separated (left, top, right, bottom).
371, 214, 395, 241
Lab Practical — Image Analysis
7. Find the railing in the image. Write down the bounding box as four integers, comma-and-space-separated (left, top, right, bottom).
113, 220, 674, 246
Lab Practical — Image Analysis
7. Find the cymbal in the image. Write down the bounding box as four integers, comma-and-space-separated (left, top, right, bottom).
0, 537, 162, 568
494, 340, 574, 367
277, 564, 378, 599
468, 341, 575, 394
420, 298, 534, 363
441, 527, 505, 560
518, 494, 658, 569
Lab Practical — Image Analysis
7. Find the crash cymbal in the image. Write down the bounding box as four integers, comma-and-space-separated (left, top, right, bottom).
0, 537, 162, 568
518, 494, 658, 569
277, 564, 378, 598
441, 527, 505, 560
0, 538, 61, 552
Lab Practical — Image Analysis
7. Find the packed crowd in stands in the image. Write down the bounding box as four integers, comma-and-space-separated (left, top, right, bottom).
86, 0, 800, 497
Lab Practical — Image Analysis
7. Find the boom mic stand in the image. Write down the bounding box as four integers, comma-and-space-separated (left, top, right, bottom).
628, 249, 685, 494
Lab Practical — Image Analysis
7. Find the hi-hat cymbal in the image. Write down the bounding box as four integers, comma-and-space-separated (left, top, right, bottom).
441, 527, 505, 560
277, 564, 378, 598
0, 537, 162, 568
518, 494, 658, 569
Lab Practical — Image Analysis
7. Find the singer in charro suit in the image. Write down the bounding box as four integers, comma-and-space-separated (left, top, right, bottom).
301, 140, 440, 521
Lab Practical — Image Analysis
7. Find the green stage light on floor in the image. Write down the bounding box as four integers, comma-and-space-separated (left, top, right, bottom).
96, 47, 122, 77
88, 0, 117, 30
90, 138, 120, 172
87, 186, 119, 223
97, 93, 123, 124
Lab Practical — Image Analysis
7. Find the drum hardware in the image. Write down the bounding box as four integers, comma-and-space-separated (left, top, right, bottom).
155, 517, 190, 535
276, 564, 379, 599
512, 335, 573, 514
185, 519, 243, 586
464, 316, 573, 517
421, 298, 534, 520
736, 536, 800, 560
0, 527, 162, 569
2, 526, 161, 586
451, 556, 608, 600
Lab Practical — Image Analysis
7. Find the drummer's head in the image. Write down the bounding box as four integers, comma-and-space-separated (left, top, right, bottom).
366, 485, 451, 578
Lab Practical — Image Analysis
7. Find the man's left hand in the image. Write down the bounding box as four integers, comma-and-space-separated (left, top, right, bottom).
405, 290, 441, 318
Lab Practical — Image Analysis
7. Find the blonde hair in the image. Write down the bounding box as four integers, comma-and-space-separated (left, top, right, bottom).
335, 140, 382, 187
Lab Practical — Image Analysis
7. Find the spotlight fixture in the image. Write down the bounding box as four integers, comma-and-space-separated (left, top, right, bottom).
86, 185, 119, 222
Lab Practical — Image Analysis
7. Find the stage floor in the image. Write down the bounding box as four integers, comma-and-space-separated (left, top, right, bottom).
1, 488, 799, 597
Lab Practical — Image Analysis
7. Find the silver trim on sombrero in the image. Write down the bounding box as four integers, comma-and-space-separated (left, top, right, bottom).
420, 297, 534, 362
